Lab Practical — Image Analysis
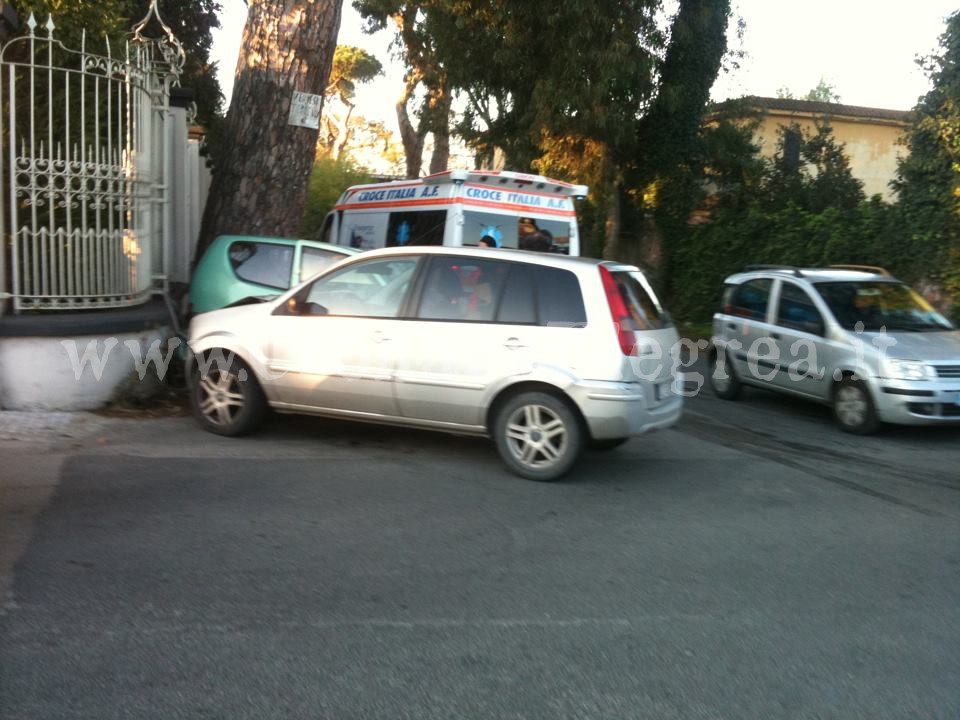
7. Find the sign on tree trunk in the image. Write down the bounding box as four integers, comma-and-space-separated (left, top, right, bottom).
288, 91, 323, 129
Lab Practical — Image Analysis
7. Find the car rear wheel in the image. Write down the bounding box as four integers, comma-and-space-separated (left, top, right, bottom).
833, 377, 879, 435
494, 392, 583, 481
191, 354, 265, 437
709, 349, 741, 400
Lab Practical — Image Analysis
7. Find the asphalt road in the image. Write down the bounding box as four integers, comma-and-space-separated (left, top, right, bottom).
1, 383, 958, 719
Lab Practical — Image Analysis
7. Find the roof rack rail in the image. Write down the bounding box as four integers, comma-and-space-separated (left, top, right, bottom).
828, 264, 891, 276
743, 264, 804, 277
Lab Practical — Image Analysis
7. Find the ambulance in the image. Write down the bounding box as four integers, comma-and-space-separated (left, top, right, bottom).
318, 169, 589, 255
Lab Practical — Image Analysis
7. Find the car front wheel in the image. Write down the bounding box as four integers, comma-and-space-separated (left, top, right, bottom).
833, 377, 879, 435
494, 392, 583, 481
191, 353, 265, 437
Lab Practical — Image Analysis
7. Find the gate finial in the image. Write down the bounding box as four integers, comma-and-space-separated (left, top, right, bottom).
131, 0, 185, 74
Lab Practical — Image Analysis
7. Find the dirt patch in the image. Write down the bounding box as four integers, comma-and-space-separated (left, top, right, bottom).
95, 383, 191, 418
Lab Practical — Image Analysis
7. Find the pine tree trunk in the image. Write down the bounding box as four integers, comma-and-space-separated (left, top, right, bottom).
333, 100, 355, 160
197, 0, 343, 259
397, 75, 425, 179
428, 83, 451, 174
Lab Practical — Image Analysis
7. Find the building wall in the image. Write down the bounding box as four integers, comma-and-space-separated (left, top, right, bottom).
753, 112, 907, 201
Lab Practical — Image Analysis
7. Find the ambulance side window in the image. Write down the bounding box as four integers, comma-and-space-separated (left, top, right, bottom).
387, 210, 447, 247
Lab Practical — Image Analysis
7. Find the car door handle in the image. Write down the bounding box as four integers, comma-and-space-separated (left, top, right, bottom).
771, 332, 782, 341
372, 331, 391, 343
503, 337, 527, 350
726, 323, 736, 330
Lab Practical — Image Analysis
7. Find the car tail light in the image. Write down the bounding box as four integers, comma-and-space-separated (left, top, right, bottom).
599, 266, 637, 356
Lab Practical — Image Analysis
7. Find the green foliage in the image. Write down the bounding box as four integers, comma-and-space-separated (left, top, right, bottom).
668, 11, 960, 325
892, 10, 960, 308
319, 45, 384, 160
776, 80, 841, 104
300, 157, 374, 238
763, 121, 865, 213
804, 79, 841, 103
666, 117, 898, 322
9, 0, 128, 51
669, 198, 901, 322
327, 45, 383, 101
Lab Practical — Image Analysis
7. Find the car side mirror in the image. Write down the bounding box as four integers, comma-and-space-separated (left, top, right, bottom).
278, 295, 325, 317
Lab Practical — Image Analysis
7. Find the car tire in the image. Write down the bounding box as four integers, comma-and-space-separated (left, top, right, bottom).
190, 353, 266, 437
833, 377, 880, 435
494, 391, 583, 481
590, 437, 629, 451
709, 349, 741, 400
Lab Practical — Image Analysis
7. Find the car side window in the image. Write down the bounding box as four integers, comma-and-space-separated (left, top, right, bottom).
299, 247, 344, 283
730, 279, 772, 320
497, 264, 537, 325
417, 257, 510, 322
536, 267, 586, 327
303, 257, 418, 317
777, 282, 824, 334
230, 241, 295, 290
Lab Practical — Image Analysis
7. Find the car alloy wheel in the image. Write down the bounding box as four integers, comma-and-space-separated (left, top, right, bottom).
191, 354, 265, 437
507, 404, 567, 466
197, 368, 245, 427
833, 378, 879, 435
494, 391, 583, 481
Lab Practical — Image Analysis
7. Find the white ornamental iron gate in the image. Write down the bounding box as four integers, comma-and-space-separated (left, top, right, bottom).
0, 1, 184, 314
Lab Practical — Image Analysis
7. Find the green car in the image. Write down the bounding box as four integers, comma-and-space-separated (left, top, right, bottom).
188, 235, 360, 314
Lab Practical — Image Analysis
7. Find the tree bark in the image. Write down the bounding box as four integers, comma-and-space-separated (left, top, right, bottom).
601, 149, 621, 261
333, 99, 355, 160
397, 74, 426, 178
197, 0, 343, 259
427, 82, 451, 174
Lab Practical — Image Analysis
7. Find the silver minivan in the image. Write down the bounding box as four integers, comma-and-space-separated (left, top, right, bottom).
709, 265, 960, 433
188, 246, 682, 480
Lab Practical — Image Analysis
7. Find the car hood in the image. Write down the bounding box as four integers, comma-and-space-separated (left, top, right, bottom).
866, 329, 960, 362
223, 294, 278, 309
188, 301, 274, 343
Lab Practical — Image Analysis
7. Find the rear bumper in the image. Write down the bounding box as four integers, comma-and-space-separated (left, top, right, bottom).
570, 379, 683, 439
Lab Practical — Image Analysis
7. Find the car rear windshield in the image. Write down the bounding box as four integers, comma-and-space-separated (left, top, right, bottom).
815, 281, 954, 331
610, 270, 671, 330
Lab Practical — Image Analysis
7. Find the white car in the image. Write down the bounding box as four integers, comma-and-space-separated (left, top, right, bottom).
188, 246, 682, 480
709, 265, 960, 433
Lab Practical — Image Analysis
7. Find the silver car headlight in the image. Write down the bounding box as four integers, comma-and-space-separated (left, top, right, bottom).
883, 358, 935, 381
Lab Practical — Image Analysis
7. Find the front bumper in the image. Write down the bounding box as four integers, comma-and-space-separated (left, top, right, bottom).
874, 378, 960, 425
